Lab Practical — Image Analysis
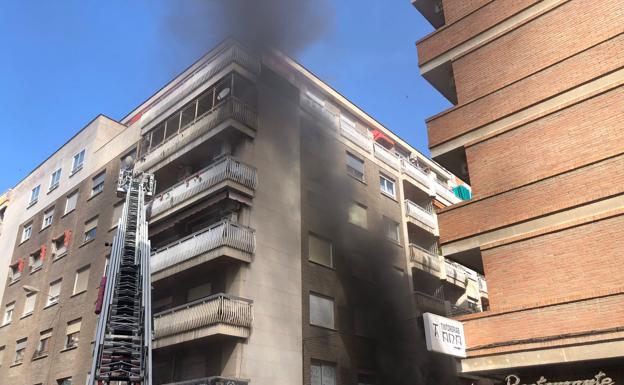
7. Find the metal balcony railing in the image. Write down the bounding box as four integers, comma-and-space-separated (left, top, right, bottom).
373, 143, 401, 170
150, 157, 257, 219
340, 119, 372, 152
405, 199, 436, 229
163, 377, 249, 385
409, 244, 441, 272
151, 220, 255, 274
400, 159, 432, 188
137, 97, 257, 172
153, 294, 253, 341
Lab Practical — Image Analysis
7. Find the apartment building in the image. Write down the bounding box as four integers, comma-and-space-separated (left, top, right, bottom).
414, 0, 624, 383
0, 40, 476, 385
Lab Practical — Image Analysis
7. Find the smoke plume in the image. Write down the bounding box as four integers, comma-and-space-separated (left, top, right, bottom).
163, 0, 334, 56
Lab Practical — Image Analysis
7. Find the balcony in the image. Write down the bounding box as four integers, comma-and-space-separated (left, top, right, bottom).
151, 220, 255, 281
149, 157, 257, 222
478, 274, 488, 296
136, 97, 257, 173
401, 159, 432, 189
340, 118, 372, 153
405, 199, 437, 232
153, 293, 253, 349
409, 244, 441, 273
434, 179, 461, 204
373, 143, 401, 170
163, 377, 249, 385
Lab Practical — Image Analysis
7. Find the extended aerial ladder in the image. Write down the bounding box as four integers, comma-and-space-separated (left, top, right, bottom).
89, 169, 155, 385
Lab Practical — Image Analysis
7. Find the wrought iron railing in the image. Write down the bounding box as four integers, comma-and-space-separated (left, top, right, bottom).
151, 220, 255, 274
150, 157, 257, 218
153, 294, 253, 340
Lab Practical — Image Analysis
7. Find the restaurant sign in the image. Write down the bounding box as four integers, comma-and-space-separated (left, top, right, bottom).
505, 371, 615, 385
423, 312, 466, 358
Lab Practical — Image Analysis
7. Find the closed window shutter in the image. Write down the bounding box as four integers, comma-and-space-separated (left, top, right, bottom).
66, 319, 81, 335
309, 234, 332, 267
15, 339, 26, 351
23, 293, 36, 315
40, 329, 53, 340
74, 267, 90, 294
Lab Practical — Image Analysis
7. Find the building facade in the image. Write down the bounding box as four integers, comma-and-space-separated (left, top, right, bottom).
0, 41, 476, 385
414, 0, 624, 383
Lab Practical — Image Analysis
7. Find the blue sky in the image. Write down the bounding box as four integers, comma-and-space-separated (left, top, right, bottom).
0, 1, 450, 193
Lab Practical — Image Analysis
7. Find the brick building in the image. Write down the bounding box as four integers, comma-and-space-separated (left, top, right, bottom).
0, 41, 475, 385
413, 0, 624, 383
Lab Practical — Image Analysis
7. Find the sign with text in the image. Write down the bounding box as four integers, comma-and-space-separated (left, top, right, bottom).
423, 312, 466, 358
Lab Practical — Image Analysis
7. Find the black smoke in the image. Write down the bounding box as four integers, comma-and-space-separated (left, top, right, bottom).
163, 0, 334, 56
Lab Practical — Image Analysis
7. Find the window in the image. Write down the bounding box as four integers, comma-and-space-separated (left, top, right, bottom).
308, 233, 333, 268
84, 217, 98, 243
34, 329, 52, 358
383, 216, 400, 243
65, 319, 81, 348
111, 201, 124, 228
47, 280, 62, 306
21, 223, 33, 242
71, 149, 85, 174
309, 293, 335, 329
29, 250, 43, 272
186, 283, 212, 302
0, 345, 4, 367
49, 168, 62, 191
346, 152, 365, 181
91, 172, 105, 197
22, 292, 37, 317
311, 361, 336, 385
65, 191, 78, 214
9, 264, 21, 283
52, 233, 68, 259
379, 175, 395, 198
42, 207, 54, 228
57, 378, 72, 385
13, 338, 26, 365
29, 185, 41, 206
3, 302, 14, 325
73, 266, 90, 295
306, 91, 325, 108
348, 202, 368, 229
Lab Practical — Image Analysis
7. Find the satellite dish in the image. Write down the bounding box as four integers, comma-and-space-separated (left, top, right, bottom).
217, 87, 231, 101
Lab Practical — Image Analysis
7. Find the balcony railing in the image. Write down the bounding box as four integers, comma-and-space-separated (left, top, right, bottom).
153, 294, 253, 341
478, 274, 488, 294
444, 260, 468, 288
151, 220, 255, 275
373, 143, 401, 170
400, 159, 432, 188
405, 199, 436, 229
150, 157, 257, 219
163, 377, 249, 385
434, 179, 460, 204
136, 44, 260, 130
409, 244, 441, 272
340, 120, 372, 152
137, 97, 257, 172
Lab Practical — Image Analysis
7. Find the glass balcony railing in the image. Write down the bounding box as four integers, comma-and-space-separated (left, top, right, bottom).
150, 156, 257, 220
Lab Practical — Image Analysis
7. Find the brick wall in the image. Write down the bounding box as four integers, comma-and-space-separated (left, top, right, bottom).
459, 293, 624, 352
483, 214, 624, 311
466, 85, 624, 198
452, 0, 624, 104
418, 0, 538, 65
427, 34, 624, 147
441, 0, 492, 25
437, 154, 624, 243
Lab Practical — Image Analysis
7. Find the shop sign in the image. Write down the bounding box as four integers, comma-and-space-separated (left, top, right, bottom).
505, 371, 615, 385
423, 312, 466, 358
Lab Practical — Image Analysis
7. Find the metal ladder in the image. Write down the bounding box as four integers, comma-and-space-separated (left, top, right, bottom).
90, 170, 155, 385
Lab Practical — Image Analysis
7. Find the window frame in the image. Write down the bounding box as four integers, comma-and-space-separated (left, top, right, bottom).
34, 329, 52, 358
3, 302, 15, 325
22, 292, 37, 317
64, 319, 81, 349
83, 217, 98, 243
309, 292, 336, 330
13, 338, 27, 365
49, 168, 62, 191
383, 216, 401, 243
42, 207, 54, 229
71, 150, 85, 174
346, 152, 365, 181
348, 202, 368, 229
311, 360, 336, 385
21, 223, 33, 242
46, 279, 62, 307
29, 185, 41, 206
64, 191, 78, 215
308, 233, 333, 268
72, 266, 90, 295
379, 175, 396, 198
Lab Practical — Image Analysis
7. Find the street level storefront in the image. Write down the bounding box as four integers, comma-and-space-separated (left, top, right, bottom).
482, 360, 624, 385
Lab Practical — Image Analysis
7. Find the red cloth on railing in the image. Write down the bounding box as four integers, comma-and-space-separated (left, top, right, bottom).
95, 276, 107, 314
40, 245, 47, 261
17, 257, 24, 272
64, 229, 72, 247
372, 129, 395, 146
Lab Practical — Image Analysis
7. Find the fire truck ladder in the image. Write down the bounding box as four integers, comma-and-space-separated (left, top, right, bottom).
90, 170, 155, 385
